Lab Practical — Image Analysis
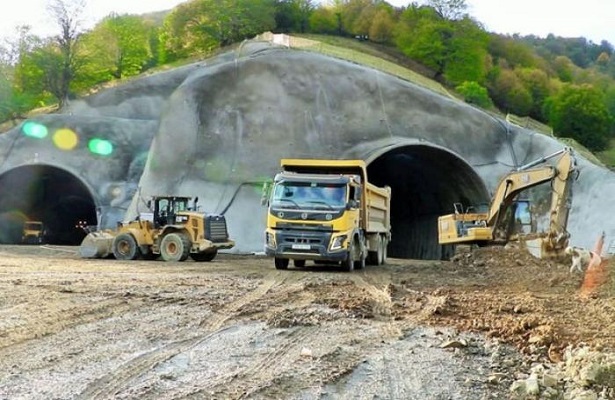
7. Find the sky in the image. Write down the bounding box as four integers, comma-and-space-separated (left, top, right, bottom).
0, 0, 613, 46
0, 0, 189, 42
394, 0, 615, 45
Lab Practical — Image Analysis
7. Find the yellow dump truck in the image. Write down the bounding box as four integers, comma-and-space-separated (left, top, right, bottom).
22, 220, 45, 244
263, 159, 391, 271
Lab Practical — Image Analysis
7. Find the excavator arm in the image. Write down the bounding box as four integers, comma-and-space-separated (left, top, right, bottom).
542, 149, 577, 254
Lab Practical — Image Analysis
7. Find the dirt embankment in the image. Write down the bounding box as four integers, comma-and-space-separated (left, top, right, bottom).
0, 245, 613, 399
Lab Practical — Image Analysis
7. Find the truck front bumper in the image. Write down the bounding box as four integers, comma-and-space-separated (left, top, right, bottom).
264, 229, 347, 261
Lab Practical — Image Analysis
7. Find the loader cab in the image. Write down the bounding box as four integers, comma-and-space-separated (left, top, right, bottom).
152, 196, 193, 228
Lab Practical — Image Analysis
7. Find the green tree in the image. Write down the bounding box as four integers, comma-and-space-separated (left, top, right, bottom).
160, 0, 276, 62
14, 40, 66, 105
369, 8, 395, 44
604, 85, 615, 138
545, 84, 613, 151
442, 17, 489, 84
488, 34, 541, 69
516, 67, 552, 120
426, 0, 468, 20
80, 14, 153, 83
0, 27, 48, 122
274, 0, 314, 33
45, 0, 87, 107
455, 81, 492, 108
308, 6, 338, 34
488, 68, 532, 115
395, 7, 488, 85
337, 0, 372, 36
552, 55, 574, 82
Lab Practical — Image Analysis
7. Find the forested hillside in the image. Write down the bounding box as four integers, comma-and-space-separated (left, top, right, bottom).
1, 0, 614, 164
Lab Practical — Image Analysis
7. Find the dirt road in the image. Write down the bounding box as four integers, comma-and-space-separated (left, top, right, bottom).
0, 245, 613, 399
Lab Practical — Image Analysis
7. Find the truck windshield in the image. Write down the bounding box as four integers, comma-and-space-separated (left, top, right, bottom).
24, 222, 43, 230
272, 183, 346, 209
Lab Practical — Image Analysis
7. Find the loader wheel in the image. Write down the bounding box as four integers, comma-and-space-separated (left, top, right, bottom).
160, 233, 190, 262
112, 233, 141, 260
191, 249, 218, 262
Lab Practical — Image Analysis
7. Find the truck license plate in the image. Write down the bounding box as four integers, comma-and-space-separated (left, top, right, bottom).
292, 244, 311, 250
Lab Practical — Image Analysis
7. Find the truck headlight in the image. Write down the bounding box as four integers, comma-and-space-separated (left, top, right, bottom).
330, 235, 347, 251
266, 232, 276, 247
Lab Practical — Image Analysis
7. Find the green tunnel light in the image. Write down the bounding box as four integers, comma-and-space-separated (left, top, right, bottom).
88, 138, 114, 156
22, 121, 48, 139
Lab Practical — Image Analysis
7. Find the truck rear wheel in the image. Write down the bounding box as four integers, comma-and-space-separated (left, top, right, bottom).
160, 233, 190, 262
274, 257, 289, 270
381, 236, 388, 264
112, 233, 141, 260
367, 235, 382, 265
192, 249, 218, 262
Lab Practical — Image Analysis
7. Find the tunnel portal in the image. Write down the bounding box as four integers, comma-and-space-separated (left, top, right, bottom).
366, 144, 489, 260
0, 165, 97, 245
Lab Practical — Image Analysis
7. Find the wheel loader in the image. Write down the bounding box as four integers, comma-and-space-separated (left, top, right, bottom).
79, 196, 234, 262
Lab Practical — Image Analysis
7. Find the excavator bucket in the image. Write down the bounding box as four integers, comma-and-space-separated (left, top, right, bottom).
522, 235, 568, 260
79, 231, 116, 258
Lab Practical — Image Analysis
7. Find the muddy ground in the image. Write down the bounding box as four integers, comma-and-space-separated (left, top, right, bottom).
0, 245, 614, 399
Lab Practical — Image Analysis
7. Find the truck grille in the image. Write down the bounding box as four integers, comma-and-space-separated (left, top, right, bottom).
206, 214, 229, 242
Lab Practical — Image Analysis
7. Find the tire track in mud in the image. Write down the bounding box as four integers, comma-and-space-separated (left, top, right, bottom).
179, 325, 319, 400
0, 296, 134, 351
77, 270, 290, 400
349, 271, 402, 340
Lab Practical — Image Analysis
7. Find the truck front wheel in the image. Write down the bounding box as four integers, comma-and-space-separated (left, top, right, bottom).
274, 257, 289, 270
160, 233, 190, 262
343, 242, 355, 272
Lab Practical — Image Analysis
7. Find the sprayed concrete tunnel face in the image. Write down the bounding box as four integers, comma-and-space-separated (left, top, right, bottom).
0, 165, 97, 245
367, 144, 489, 260
3, 43, 609, 255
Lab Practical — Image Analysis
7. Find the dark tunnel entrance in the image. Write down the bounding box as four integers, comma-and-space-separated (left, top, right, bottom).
0, 165, 97, 245
366, 144, 489, 260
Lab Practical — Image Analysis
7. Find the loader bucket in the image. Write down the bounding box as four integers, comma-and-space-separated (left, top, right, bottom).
79, 231, 116, 258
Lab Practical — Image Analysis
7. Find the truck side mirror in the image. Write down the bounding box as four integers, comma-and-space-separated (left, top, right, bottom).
261, 181, 272, 206
347, 199, 359, 209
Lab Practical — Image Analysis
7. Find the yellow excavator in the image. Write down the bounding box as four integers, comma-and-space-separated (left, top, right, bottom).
438, 147, 578, 259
